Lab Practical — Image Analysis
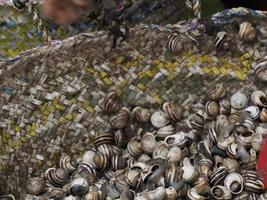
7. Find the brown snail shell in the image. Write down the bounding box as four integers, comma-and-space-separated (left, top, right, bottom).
132, 106, 151, 123
188, 110, 205, 130
26, 177, 46, 195
205, 101, 220, 118
237, 130, 254, 147
162, 101, 183, 122
165, 164, 181, 185
114, 129, 127, 147
94, 152, 109, 171
219, 99, 231, 115
125, 169, 142, 188
167, 34, 183, 54
83, 191, 101, 200
239, 22, 256, 42
153, 141, 169, 160
93, 133, 113, 148
110, 107, 130, 129
208, 84, 226, 101
167, 147, 182, 164
253, 56, 267, 82
127, 138, 142, 157
111, 155, 126, 170
59, 154, 78, 174
214, 31, 232, 50
97, 144, 114, 158
187, 187, 208, 200
103, 91, 121, 113
76, 162, 96, 177
260, 108, 267, 122
45, 168, 69, 187
251, 90, 267, 108
166, 186, 177, 200
141, 132, 157, 155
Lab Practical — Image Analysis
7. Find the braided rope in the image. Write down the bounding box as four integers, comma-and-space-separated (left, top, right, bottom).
185, 0, 202, 19
211, 7, 267, 25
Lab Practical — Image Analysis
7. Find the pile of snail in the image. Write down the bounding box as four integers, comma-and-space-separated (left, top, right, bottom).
21, 85, 267, 200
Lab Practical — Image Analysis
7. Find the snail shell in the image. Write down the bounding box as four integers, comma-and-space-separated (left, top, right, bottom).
153, 141, 169, 160
208, 128, 218, 145
210, 166, 228, 186
60, 154, 78, 174
114, 130, 127, 147
83, 191, 101, 200
45, 168, 69, 187
94, 152, 110, 171
164, 132, 188, 148
165, 164, 181, 185
239, 22, 256, 42
224, 173, 244, 194
156, 125, 175, 138
219, 99, 231, 115
162, 101, 183, 122
93, 133, 113, 148
244, 106, 260, 120
82, 150, 96, 167
110, 107, 130, 129
68, 177, 89, 196
76, 162, 96, 177
205, 101, 220, 118
241, 170, 258, 181
103, 91, 121, 113
260, 108, 267, 122
135, 186, 166, 200
208, 84, 226, 101
211, 185, 232, 200
166, 186, 177, 200
111, 155, 126, 170
187, 188, 208, 200
253, 56, 267, 82
230, 92, 248, 110
0, 195, 15, 200
182, 158, 199, 183
167, 34, 183, 54
228, 112, 240, 124
151, 111, 169, 128
244, 179, 265, 193
189, 110, 205, 130
97, 144, 114, 158
26, 177, 46, 195
141, 132, 157, 155
127, 138, 142, 157
251, 133, 263, 152
214, 31, 231, 50
236, 130, 254, 147
226, 143, 239, 159
132, 106, 151, 123
125, 169, 142, 188
46, 187, 65, 199
251, 90, 267, 108
111, 145, 123, 156
167, 147, 182, 164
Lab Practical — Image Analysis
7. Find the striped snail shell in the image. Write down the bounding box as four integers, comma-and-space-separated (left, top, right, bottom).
45, 168, 69, 187
239, 22, 256, 42
253, 56, 267, 82
110, 107, 130, 129
59, 154, 78, 174
163, 101, 183, 122
111, 155, 127, 171
167, 34, 183, 54
103, 91, 121, 113
132, 106, 151, 123
127, 138, 142, 157
94, 152, 110, 171
93, 132, 113, 148
214, 31, 231, 50
208, 84, 226, 101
